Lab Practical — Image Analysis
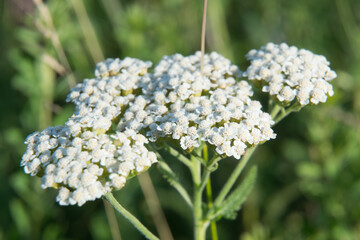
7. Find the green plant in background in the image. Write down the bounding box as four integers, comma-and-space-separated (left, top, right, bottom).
2, 0, 360, 239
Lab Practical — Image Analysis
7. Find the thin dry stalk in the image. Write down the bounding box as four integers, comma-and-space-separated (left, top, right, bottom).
104, 199, 122, 240
138, 172, 174, 240
71, 0, 105, 63
200, 0, 208, 75
33, 0, 76, 87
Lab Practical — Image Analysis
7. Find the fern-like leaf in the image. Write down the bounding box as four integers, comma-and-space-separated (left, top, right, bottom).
212, 166, 257, 220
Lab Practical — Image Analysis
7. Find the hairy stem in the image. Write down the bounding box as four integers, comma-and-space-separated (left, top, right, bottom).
206, 178, 218, 240
270, 103, 282, 119
203, 145, 218, 240
274, 103, 302, 124
191, 155, 206, 240
151, 144, 193, 208
104, 192, 159, 240
167, 145, 193, 168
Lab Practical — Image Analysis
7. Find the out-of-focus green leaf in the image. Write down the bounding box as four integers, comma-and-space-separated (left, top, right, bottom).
3, 128, 23, 147
296, 162, 322, 180
240, 223, 269, 240
9, 50, 38, 97
9, 199, 30, 238
52, 105, 74, 126
281, 139, 308, 163
90, 212, 112, 240
41, 224, 62, 240
14, 28, 42, 57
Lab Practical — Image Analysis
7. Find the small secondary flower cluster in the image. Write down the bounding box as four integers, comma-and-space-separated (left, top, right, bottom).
21, 44, 336, 206
245, 43, 336, 105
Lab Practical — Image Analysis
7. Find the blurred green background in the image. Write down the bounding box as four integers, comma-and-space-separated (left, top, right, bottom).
1, 0, 360, 239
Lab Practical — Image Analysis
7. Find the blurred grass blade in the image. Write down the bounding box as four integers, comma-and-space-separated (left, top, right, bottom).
71, 0, 104, 63
103, 199, 122, 240
138, 172, 174, 240
10, 199, 31, 238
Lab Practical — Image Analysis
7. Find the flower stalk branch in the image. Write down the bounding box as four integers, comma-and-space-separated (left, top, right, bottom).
104, 192, 159, 240
191, 155, 207, 240
273, 103, 303, 124
203, 145, 219, 240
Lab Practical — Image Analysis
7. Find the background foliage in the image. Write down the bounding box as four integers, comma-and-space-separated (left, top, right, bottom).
1, 0, 360, 239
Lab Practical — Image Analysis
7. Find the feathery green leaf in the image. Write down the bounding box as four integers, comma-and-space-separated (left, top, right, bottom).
211, 166, 257, 220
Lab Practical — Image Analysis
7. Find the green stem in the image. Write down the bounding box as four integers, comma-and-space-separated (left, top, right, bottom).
202, 145, 218, 240
270, 103, 282, 119
152, 144, 195, 209
212, 146, 257, 208
199, 147, 220, 193
199, 168, 211, 193
198, 145, 213, 194
274, 103, 302, 124
149, 146, 193, 208
157, 160, 193, 208
167, 145, 193, 168
203, 143, 209, 162
207, 154, 222, 169
269, 100, 303, 125
206, 178, 218, 240
191, 155, 206, 240
104, 192, 159, 240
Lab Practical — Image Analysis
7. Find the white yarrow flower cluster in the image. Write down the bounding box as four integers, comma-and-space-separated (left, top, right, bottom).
22, 57, 157, 206
245, 43, 336, 105
118, 52, 276, 159
21, 125, 157, 206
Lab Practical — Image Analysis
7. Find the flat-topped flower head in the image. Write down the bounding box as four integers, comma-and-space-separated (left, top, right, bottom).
21, 57, 158, 206
66, 57, 152, 131
21, 125, 157, 206
245, 43, 337, 106
118, 52, 276, 159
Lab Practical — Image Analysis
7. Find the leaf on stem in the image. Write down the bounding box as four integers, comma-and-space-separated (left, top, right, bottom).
210, 166, 257, 220
158, 161, 180, 187
157, 160, 193, 208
